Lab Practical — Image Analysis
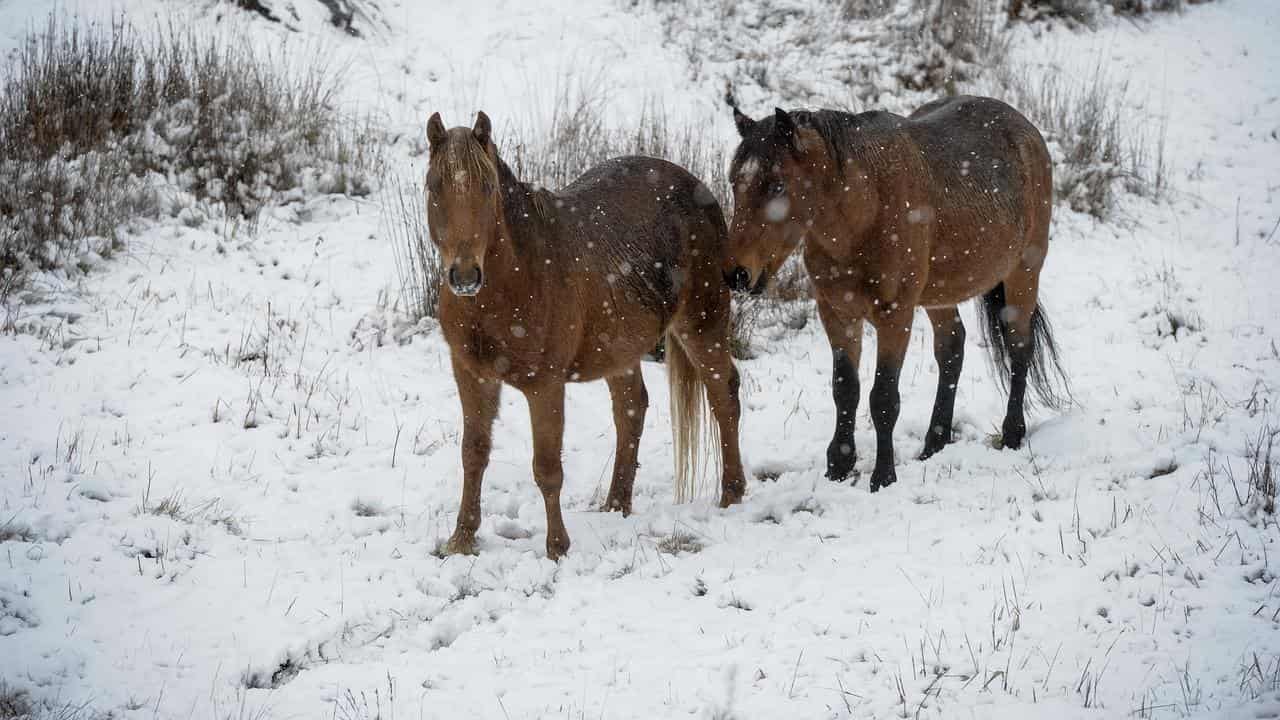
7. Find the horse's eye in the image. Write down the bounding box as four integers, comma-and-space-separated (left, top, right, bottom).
426, 171, 443, 194
768, 181, 786, 196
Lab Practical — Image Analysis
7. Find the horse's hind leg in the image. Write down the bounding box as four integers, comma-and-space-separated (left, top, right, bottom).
998, 268, 1041, 450
920, 307, 965, 460
446, 358, 501, 556
671, 322, 746, 507
603, 365, 648, 515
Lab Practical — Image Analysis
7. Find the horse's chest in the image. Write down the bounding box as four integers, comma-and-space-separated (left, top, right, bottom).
441, 308, 560, 384
804, 244, 916, 310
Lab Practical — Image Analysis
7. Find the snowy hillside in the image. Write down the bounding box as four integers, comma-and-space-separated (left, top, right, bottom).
2, 1, 1279, 719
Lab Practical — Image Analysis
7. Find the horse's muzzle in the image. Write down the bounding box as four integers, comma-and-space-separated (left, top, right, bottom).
448, 265, 483, 296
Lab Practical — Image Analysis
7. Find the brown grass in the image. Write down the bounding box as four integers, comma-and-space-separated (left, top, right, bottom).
1, 14, 378, 295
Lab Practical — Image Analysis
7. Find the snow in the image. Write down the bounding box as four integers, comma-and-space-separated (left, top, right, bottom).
3, 0, 1280, 718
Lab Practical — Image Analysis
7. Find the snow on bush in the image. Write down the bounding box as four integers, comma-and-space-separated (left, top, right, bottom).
635, 0, 1167, 221
634, 0, 1002, 114
0, 15, 378, 295
973, 60, 1168, 219
1009, 0, 1211, 25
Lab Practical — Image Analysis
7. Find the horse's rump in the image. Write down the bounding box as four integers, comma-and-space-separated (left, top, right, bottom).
905, 96, 1051, 228
554, 156, 725, 320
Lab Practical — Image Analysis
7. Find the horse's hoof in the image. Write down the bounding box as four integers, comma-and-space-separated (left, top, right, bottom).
603, 497, 632, 516
827, 444, 857, 480
546, 535, 571, 561
1001, 420, 1026, 450
444, 532, 478, 556
719, 484, 745, 508
826, 466, 858, 484
918, 443, 945, 461
869, 469, 896, 493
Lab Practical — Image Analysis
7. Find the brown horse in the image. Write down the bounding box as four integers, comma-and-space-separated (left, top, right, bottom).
723, 95, 1069, 492
426, 111, 746, 560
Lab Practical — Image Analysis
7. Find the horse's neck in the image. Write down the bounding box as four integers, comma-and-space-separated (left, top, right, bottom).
494, 170, 559, 268
470, 183, 555, 308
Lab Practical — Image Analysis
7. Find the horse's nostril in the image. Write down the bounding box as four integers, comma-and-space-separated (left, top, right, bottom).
448, 265, 483, 295
726, 267, 751, 291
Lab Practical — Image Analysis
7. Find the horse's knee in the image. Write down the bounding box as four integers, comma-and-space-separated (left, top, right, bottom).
869, 369, 901, 431
461, 429, 491, 470
532, 454, 564, 493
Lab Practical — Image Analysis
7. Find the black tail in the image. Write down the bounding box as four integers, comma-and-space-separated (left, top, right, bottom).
977, 282, 1071, 409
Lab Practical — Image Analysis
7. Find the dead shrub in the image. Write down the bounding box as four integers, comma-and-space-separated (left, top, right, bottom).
386, 172, 442, 320
985, 61, 1166, 219
0, 14, 378, 295
1010, 0, 1209, 23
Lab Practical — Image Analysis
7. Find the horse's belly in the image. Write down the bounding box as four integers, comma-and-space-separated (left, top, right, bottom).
918, 229, 1023, 308
565, 312, 663, 381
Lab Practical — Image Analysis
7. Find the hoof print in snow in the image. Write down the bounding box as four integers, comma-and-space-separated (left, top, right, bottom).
692, 577, 708, 597
718, 592, 753, 612
791, 496, 823, 515
493, 519, 533, 541
242, 656, 303, 689
350, 498, 386, 517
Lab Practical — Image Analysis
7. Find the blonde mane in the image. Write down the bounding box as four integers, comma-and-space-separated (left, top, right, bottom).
443, 133, 500, 194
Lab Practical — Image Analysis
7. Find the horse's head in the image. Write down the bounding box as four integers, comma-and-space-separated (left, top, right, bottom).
426, 111, 502, 297
724, 107, 828, 294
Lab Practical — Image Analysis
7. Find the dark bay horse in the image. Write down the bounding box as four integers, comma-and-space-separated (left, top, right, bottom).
426, 111, 745, 560
724, 96, 1068, 492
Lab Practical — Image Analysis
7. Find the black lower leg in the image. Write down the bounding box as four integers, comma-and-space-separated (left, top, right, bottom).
922, 320, 965, 459
869, 363, 901, 492
1002, 339, 1031, 450
826, 347, 861, 481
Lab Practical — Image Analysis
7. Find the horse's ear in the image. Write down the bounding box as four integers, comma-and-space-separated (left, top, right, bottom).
427, 112, 447, 150
773, 107, 796, 147
732, 107, 755, 137
473, 111, 492, 147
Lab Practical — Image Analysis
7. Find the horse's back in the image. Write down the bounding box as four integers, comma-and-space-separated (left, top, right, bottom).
560, 156, 715, 210
909, 95, 1045, 151
905, 96, 1051, 220
547, 155, 728, 337
555, 155, 727, 260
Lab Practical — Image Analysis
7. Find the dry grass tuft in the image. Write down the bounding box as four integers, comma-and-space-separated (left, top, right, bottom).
1, 14, 378, 296
386, 172, 442, 320
657, 530, 704, 555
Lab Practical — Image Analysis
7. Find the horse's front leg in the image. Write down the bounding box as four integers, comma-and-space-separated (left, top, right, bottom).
446, 357, 501, 555
816, 297, 864, 483
524, 382, 570, 560
868, 305, 914, 492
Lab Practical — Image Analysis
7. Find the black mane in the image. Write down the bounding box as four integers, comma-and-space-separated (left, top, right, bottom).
732, 108, 901, 175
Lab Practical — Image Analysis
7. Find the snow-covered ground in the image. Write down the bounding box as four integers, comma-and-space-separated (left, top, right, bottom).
2, 0, 1279, 718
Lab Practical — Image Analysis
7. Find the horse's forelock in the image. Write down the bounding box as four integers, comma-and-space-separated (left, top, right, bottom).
731, 130, 778, 184
440, 133, 499, 195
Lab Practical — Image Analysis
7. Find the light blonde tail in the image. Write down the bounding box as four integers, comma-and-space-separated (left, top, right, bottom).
667, 330, 720, 503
